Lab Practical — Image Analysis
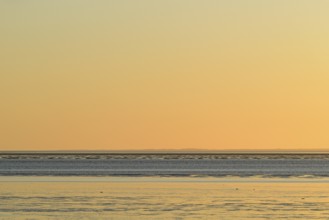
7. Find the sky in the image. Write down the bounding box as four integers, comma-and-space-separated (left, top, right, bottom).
1, 1, 329, 151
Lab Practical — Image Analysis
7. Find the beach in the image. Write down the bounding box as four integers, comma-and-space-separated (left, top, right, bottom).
1, 153, 329, 219
2, 0, 329, 219
1, 177, 329, 219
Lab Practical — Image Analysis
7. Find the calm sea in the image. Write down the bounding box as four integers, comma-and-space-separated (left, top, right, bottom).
1, 153, 329, 219
1, 153, 329, 177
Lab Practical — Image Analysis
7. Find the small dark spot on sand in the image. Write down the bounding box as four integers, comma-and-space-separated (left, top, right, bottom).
100, 191, 103, 193
236, 188, 239, 190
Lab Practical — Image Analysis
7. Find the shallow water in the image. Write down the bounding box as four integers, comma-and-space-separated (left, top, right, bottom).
1, 153, 329, 219
1, 153, 329, 177
1, 177, 329, 219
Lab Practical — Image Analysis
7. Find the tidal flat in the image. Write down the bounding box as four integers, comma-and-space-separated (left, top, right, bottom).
1, 177, 329, 219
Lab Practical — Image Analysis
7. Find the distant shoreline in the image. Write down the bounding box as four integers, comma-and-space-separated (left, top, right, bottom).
1, 150, 329, 155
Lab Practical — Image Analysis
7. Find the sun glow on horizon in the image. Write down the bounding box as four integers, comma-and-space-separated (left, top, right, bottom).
1, 1, 329, 151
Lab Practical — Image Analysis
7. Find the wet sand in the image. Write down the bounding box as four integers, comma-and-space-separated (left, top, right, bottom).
1, 177, 329, 219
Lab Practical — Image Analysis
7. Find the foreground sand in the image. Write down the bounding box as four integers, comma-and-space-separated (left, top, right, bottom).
1, 177, 329, 219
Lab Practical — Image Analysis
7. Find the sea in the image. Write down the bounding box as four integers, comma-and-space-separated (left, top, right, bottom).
1, 152, 329, 219
1, 152, 329, 177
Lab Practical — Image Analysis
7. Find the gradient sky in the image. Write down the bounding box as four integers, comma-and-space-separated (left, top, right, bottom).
1, 1, 329, 151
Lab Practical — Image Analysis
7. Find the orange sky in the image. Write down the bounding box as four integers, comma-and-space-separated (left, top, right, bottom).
1, 1, 329, 151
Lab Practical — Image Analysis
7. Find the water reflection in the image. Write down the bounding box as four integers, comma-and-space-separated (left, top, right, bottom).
1, 178, 329, 219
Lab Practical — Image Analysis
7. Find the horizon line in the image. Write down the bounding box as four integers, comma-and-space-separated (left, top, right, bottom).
1, 149, 329, 153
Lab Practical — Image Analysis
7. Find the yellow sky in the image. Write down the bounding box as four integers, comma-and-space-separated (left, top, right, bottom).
1, 1, 329, 151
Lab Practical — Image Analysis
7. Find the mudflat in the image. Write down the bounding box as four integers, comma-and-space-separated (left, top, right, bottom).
1, 177, 329, 219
